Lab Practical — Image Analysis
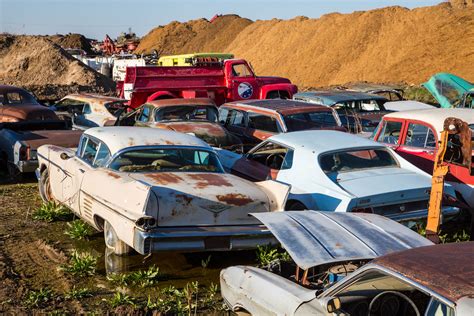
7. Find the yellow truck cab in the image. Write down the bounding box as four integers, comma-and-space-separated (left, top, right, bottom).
157, 53, 234, 66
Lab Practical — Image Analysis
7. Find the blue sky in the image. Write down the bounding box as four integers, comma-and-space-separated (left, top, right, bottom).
1, 0, 441, 39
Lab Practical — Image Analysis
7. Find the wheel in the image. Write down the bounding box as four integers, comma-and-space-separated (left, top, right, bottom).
39, 168, 54, 202
104, 220, 131, 256
285, 200, 307, 210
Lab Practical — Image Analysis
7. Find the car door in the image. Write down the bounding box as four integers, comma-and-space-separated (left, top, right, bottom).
246, 112, 283, 142
228, 62, 258, 101
133, 105, 152, 127
221, 108, 253, 147
373, 118, 405, 151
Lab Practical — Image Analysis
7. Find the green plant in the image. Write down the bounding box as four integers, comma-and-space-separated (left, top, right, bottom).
183, 281, 199, 315
24, 288, 54, 308
65, 220, 93, 240
60, 250, 97, 276
107, 292, 136, 308
64, 286, 93, 300
440, 230, 470, 243
256, 245, 291, 266
107, 265, 161, 288
201, 255, 211, 269
32, 201, 71, 222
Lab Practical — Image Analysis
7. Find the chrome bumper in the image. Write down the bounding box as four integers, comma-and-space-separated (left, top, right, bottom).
385, 206, 460, 223
133, 225, 277, 255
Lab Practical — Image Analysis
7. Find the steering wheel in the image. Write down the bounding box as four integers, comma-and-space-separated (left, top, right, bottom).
265, 153, 285, 169
368, 291, 420, 316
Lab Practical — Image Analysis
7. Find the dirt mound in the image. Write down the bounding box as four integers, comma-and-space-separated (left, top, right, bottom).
135, 14, 252, 54
0, 35, 114, 100
48, 33, 94, 55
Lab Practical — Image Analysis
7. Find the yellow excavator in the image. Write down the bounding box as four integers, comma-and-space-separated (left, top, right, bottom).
426, 117, 472, 243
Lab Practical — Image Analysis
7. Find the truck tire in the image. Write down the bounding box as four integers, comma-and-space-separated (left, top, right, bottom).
104, 220, 131, 256
39, 168, 54, 202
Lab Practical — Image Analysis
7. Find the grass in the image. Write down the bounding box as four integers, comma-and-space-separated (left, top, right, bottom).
414, 221, 471, 243
107, 292, 136, 308
256, 244, 291, 267
64, 220, 93, 240
107, 265, 161, 288
64, 287, 93, 300
403, 85, 438, 105
32, 201, 71, 222
60, 250, 97, 276
201, 255, 211, 269
24, 288, 54, 308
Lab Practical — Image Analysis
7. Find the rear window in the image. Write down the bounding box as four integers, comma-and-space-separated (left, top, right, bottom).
284, 111, 338, 131
155, 106, 218, 122
320, 148, 398, 173
0, 90, 39, 105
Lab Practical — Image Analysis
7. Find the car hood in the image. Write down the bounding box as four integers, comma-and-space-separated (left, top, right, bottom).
423, 73, 474, 108
252, 211, 432, 270
18, 130, 83, 150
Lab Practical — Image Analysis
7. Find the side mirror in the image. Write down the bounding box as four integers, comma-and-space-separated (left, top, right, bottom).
319, 297, 341, 314
60, 152, 71, 160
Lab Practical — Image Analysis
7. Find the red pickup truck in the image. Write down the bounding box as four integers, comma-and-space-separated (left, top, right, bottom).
118, 59, 298, 108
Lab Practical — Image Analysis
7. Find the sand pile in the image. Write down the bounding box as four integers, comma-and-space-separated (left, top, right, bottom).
137, 3, 474, 87
0, 35, 114, 100
48, 33, 94, 55
135, 14, 252, 54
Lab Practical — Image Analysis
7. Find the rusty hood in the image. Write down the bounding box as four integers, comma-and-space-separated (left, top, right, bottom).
252, 211, 432, 270
128, 172, 271, 226
1, 105, 58, 122
17, 129, 83, 150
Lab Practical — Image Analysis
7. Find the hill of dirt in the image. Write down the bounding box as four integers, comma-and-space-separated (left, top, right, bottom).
48, 33, 94, 55
137, 2, 474, 87
0, 35, 114, 100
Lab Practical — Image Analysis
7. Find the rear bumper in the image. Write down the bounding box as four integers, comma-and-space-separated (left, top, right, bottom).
16, 160, 38, 173
133, 225, 277, 255
384, 206, 460, 223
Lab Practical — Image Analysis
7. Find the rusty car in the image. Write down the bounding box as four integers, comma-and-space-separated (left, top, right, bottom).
218, 99, 344, 150
221, 211, 473, 316
52, 94, 128, 129
216, 130, 460, 222
36, 127, 290, 255
116, 98, 243, 151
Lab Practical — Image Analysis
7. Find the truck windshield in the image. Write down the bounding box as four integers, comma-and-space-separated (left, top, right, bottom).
284, 111, 339, 131
155, 106, 218, 122
319, 148, 398, 173
109, 148, 223, 173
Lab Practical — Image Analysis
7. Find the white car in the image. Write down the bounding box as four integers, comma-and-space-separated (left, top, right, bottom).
36, 127, 289, 255
217, 130, 460, 223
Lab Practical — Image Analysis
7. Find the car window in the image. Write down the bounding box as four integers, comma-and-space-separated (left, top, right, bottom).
379, 120, 403, 144
83, 103, 92, 114
81, 138, 99, 165
139, 106, 151, 122
218, 107, 229, 125
404, 123, 436, 148
284, 111, 339, 131
320, 148, 398, 174
231, 64, 252, 77
93, 142, 111, 167
248, 112, 281, 133
155, 106, 218, 122
2, 90, 39, 105
464, 93, 474, 109
360, 100, 382, 111
228, 109, 245, 127
425, 298, 455, 316
248, 141, 293, 170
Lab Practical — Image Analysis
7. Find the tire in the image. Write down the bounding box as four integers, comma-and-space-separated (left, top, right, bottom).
39, 168, 53, 202
285, 200, 307, 211
104, 220, 131, 256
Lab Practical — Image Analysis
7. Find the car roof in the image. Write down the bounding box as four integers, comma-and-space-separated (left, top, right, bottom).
224, 99, 332, 115
145, 98, 216, 108
372, 242, 474, 302
0, 84, 31, 93
295, 90, 388, 105
384, 108, 474, 133
63, 94, 126, 105
268, 130, 384, 154
85, 127, 210, 155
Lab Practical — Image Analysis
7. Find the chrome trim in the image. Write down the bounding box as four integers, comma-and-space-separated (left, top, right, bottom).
385, 206, 459, 223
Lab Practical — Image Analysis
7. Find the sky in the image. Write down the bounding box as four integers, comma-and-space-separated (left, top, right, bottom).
1, 0, 441, 40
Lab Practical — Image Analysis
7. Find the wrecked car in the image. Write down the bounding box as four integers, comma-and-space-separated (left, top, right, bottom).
218, 99, 344, 150
216, 130, 460, 222
384, 100, 435, 112
293, 90, 390, 136
36, 127, 290, 255
373, 108, 474, 207
116, 98, 243, 151
221, 211, 473, 316
52, 94, 128, 129
423, 73, 474, 109
343, 83, 405, 101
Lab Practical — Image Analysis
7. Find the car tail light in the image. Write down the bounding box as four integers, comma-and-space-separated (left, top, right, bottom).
19, 146, 30, 161
136, 217, 156, 230
352, 207, 374, 214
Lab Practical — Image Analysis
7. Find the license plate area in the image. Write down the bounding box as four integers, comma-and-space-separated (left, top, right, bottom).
204, 236, 230, 250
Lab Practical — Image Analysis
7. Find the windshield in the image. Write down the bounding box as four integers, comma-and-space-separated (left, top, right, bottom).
155, 106, 218, 122
284, 111, 339, 131
0, 90, 39, 105
320, 148, 398, 174
105, 101, 128, 117
109, 148, 223, 173
333, 99, 385, 112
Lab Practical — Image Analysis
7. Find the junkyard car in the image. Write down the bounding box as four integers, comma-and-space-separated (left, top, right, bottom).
373, 108, 474, 207
36, 127, 289, 255
384, 100, 435, 112
218, 99, 344, 149
343, 83, 405, 101
293, 90, 390, 135
423, 73, 474, 109
0, 85, 58, 123
117, 98, 243, 151
221, 211, 473, 316
217, 130, 460, 222
52, 94, 128, 129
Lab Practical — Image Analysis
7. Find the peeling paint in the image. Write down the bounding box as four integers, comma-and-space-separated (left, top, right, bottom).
217, 193, 253, 206
145, 173, 183, 185
188, 174, 232, 189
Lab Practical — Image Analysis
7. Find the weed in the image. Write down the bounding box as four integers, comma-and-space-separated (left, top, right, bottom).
256, 244, 291, 267
32, 201, 71, 222
65, 220, 93, 240
60, 250, 97, 276
107, 265, 161, 288
440, 230, 470, 243
64, 286, 93, 300
201, 255, 211, 269
24, 288, 54, 308
107, 292, 136, 308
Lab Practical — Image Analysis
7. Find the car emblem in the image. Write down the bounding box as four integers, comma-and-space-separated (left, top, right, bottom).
201, 204, 231, 214
399, 204, 406, 212
238, 82, 253, 99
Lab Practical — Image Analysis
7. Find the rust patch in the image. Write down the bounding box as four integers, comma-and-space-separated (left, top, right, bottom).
106, 171, 121, 179
128, 137, 135, 146
188, 174, 232, 189
216, 193, 253, 206
145, 173, 183, 185
175, 194, 193, 206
